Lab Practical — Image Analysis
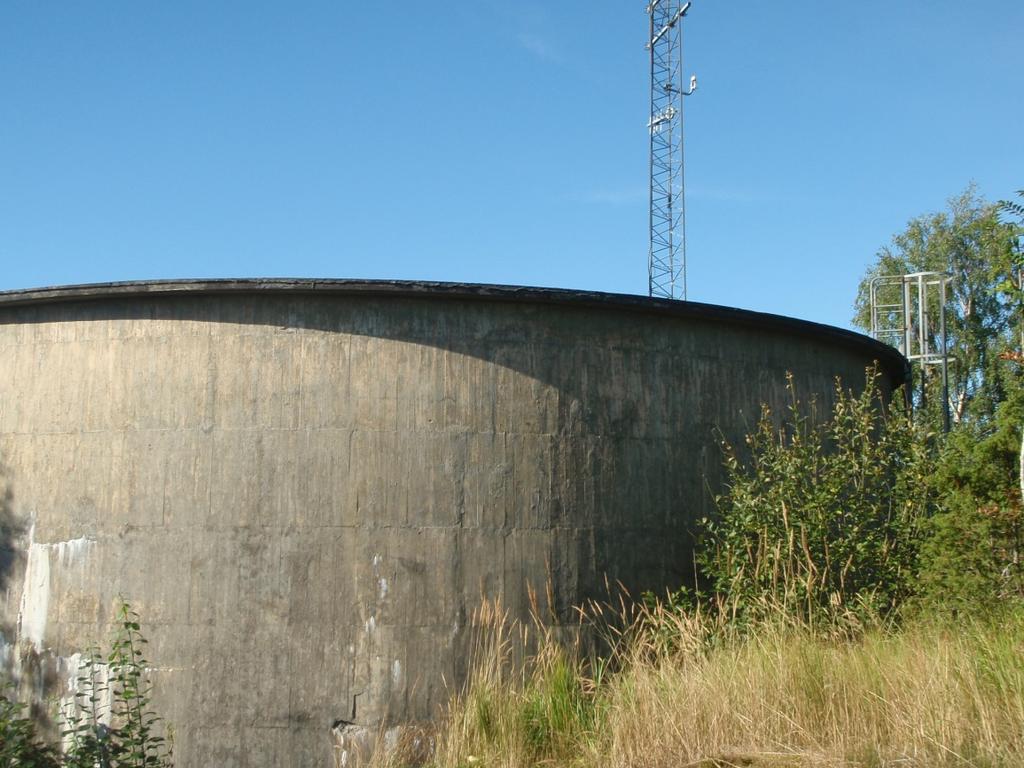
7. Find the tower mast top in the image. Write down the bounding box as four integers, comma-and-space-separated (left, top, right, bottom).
647, 0, 696, 300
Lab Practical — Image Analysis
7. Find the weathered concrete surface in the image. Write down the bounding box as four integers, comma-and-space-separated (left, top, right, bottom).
0, 280, 906, 766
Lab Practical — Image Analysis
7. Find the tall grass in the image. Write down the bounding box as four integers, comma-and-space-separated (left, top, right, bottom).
425, 598, 596, 768
405, 600, 1024, 768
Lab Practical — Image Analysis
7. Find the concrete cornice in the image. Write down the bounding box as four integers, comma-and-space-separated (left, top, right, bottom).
0, 278, 910, 384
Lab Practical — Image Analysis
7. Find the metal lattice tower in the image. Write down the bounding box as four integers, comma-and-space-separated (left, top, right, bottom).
647, 0, 696, 300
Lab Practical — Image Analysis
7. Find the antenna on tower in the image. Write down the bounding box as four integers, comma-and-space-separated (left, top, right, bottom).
646, 0, 696, 300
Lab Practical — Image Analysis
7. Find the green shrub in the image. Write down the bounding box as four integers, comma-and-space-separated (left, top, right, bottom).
0, 689, 59, 768
700, 370, 936, 627
915, 497, 1024, 617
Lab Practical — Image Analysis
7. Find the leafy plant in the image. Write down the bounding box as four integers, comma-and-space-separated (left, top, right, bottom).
0, 601, 177, 768
105, 603, 170, 768
699, 370, 936, 628
0, 688, 59, 768
999, 189, 1024, 223
914, 500, 1024, 616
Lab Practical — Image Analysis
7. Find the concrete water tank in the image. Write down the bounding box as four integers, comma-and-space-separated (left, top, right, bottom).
0, 280, 906, 765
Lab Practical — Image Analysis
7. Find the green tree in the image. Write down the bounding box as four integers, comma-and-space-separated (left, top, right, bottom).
996, 189, 1024, 359
854, 187, 1024, 613
853, 185, 1021, 428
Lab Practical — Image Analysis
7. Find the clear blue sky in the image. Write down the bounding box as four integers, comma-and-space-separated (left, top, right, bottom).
2, 1, 1021, 330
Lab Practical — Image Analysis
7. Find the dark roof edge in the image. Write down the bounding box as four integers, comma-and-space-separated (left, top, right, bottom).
0, 278, 910, 384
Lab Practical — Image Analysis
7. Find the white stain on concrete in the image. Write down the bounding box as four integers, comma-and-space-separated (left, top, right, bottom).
0, 631, 11, 670
58, 655, 80, 752
364, 616, 376, 634
18, 527, 51, 652
61, 652, 83, 692
57, 652, 113, 751
144, 666, 185, 674
378, 577, 388, 599
17, 527, 96, 652
383, 726, 401, 752
333, 722, 377, 768
53, 537, 95, 567
372, 553, 383, 567
391, 659, 402, 685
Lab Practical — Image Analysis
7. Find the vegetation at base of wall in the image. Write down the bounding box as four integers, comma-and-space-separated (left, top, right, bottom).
698, 370, 936, 629
399, 181, 1024, 768
0, 601, 172, 768
0, 691, 59, 768
400, 386, 1021, 767
699, 373, 1024, 624
373, 599, 1024, 768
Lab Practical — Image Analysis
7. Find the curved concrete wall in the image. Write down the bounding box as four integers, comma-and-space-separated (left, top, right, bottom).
0, 280, 905, 766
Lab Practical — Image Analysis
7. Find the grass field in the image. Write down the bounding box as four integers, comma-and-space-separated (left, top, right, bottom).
380, 599, 1024, 768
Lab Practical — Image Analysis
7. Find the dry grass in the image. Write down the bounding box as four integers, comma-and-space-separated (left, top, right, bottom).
599, 609, 1024, 767
390, 600, 1024, 768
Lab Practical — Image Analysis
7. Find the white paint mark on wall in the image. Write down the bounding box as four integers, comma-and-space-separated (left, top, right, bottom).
61, 653, 83, 693
53, 537, 95, 567
18, 526, 50, 652
392, 659, 401, 685
0, 631, 11, 670
17, 527, 97, 653
58, 654, 81, 753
